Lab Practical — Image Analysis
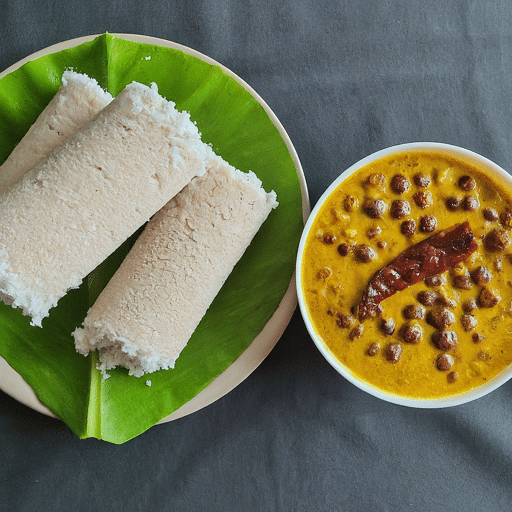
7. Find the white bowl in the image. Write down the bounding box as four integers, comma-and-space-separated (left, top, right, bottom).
297, 142, 512, 408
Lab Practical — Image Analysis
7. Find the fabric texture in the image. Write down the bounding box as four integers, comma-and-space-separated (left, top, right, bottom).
2, 1, 512, 511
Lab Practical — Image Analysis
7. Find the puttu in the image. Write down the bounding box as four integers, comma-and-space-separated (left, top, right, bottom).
73, 154, 278, 377
0, 81, 210, 326
0, 70, 113, 192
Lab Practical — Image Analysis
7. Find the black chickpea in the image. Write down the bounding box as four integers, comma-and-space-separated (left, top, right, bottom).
336, 314, 354, 329
446, 197, 461, 211
344, 195, 359, 212
390, 174, 410, 194
460, 314, 477, 332
401, 219, 416, 237
349, 324, 364, 340
463, 195, 479, 211
447, 371, 459, 383
419, 215, 437, 233
355, 244, 377, 263
478, 288, 501, 308
366, 173, 386, 189
380, 318, 396, 335
385, 343, 403, 363
472, 333, 485, 343
399, 324, 422, 344
414, 173, 431, 187
437, 353, 454, 371
403, 304, 425, 320
363, 198, 387, 219
417, 290, 438, 306
471, 266, 492, 285
483, 207, 499, 222
458, 175, 476, 191
484, 229, 511, 252
436, 296, 457, 309
432, 330, 458, 351
427, 309, 455, 330
453, 274, 472, 290
322, 233, 337, 245
462, 298, 477, 312
500, 210, 512, 225
390, 200, 411, 219
413, 190, 433, 209
337, 243, 354, 256
366, 343, 380, 356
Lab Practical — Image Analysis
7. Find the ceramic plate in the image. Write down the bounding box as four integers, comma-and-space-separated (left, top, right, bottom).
0, 34, 310, 425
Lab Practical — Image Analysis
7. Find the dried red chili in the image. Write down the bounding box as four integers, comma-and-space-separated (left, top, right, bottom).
356, 222, 478, 320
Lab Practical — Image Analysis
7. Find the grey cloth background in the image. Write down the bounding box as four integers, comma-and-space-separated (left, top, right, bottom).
2, 1, 512, 511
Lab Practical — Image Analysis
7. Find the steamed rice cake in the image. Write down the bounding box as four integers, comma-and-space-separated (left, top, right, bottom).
0, 70, 113, 192
73, 154, 278, 376
0, 81, 210, 326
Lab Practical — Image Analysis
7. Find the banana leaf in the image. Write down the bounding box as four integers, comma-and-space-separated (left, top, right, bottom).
0, 34, 303, 444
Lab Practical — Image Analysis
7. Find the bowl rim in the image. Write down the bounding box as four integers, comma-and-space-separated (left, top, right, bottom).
296, 141, 512, 408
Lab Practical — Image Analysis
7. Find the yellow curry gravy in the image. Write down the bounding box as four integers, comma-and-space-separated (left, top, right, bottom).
302, 151, 512, 399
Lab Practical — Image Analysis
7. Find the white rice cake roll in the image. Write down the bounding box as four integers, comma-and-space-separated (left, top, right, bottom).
0, 81, 210, 326
73, 154, 278, 377
0, 70, 113, 192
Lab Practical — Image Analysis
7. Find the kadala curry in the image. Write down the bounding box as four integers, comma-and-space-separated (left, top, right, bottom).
301, 150, 512, 399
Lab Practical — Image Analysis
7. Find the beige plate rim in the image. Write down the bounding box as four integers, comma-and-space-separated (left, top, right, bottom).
0, 33, 310, 424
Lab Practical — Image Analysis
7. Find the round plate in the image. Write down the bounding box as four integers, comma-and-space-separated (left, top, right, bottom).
0, 34, 310, 424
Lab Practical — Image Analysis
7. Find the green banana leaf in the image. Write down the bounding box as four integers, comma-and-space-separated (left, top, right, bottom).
0, 34, 303, 444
